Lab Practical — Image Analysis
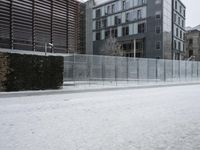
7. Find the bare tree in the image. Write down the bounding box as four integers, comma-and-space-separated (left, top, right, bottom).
100, 36, 123, 56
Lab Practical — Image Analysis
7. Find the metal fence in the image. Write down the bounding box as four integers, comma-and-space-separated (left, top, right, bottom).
64, 54, 200, 85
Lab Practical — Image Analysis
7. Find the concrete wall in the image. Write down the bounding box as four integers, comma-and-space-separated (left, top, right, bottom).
86, 0, 94, 54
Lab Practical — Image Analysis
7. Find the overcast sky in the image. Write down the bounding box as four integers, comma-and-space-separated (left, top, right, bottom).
181, 0, 199, 27
80, 0, 199, 27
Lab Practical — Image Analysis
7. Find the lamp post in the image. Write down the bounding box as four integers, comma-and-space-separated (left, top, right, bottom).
45, 43, 54, 56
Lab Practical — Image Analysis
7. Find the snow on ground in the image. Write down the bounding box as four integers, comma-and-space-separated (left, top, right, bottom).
0, 85, 200, 150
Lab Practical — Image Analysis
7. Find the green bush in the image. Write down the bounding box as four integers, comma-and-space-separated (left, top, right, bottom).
0, 52, 63, 92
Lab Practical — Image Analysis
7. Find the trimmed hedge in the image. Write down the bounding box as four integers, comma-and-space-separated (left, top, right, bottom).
0, 52, 63, 92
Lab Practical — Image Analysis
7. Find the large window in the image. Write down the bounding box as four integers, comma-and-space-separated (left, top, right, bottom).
122, 0, 126, 10
122, 0, 130, 10
176, 28, 179, 37
126, 12, 130, 22
155, 26, 161, 34
96, 32, 101, 40
174, 40, 177, 49
96, 9, 101, 18
102, 19, 107, 28
111, 4, 115, 13
122, 26, 129, 36
138, 23, 145, 33
174, 13, 177, 22
156, 41, 161, 50
105, 30, 110, 39
114, 15, 122, 25
175, 1, 177, 10
137, 10, 142, 19
96, 20, 101, 30
111, 28, 118, 37
138, 0, 145, 5
180, 30, 182, 39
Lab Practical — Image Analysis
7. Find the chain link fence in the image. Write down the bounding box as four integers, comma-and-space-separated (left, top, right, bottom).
64, 54, 200, 85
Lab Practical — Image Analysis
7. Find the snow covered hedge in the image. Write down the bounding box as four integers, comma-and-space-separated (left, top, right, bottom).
0, 52, 63, 92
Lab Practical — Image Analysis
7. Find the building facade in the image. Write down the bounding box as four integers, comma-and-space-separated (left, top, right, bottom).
172, 0, 186, 59
88, 0, 186, 59
185, 29, 200, 61
0, 0, 85, 54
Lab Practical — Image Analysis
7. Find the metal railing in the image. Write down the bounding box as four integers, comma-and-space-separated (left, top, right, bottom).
64, 54, 200, 85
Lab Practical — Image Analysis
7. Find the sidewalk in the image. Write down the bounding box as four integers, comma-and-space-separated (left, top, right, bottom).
1, 80, 200, 98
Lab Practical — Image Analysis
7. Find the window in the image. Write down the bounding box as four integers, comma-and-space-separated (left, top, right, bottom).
138, 23, 145, 33
180, 30, 182, 39
138, 0, 145, 5
102, 19, 107, 28
174, 13, 176, 22
111, 4, 115, 13
175, 1, 177, 10
178, 17, 180, 25
156, 41, 161, 50
183, 9, 185, 17
111, 28, 118, 37
182, 20, 184, 28
105, 30, 110, 39
96, 20, 101, 29
122, 0, 126, 10
96, 9, 101, 18
126, 12, 130, 22
156, 14, 161, 19
123, 43, 132, 50
107, 6, 110, 14
114, 15, 121, 25
176, 28, 179, 37
137, 10, 142, 19
189, 50, 193, 57
180, 6, 182, 14
189, 39, 193, 45
155, 0, 161, 4
122, 26, 129, 36
178, 41, 181, 50
155, 26, 161, 34
96, 32, 101, 40
174, 40, 177, 49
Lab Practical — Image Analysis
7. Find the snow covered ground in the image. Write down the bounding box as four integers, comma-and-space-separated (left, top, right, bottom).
0, 85, 200, 150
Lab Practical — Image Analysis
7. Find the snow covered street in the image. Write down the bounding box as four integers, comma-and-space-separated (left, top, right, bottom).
0, 85, 200, 150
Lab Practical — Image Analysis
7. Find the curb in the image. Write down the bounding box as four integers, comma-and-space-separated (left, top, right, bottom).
1, 82, 200, 98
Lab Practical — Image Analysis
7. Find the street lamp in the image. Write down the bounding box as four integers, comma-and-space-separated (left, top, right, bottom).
45, 43, 54, 56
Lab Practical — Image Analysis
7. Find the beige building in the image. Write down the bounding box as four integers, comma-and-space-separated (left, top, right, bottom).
185, 29, 200, 61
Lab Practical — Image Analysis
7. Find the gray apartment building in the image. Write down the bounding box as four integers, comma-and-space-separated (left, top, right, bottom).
86, 0, 186, 59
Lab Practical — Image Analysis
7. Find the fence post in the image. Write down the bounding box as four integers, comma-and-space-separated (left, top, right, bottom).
87, 55, 91, 86
156, 59, 158, 82
164, 59, 166, 82
147, 59, 149, 83
73, 53, 75, 86
191, 61, 193, 81
115, 56, 118, 86
102, 56, 105, 86
137, 58, 139, 84
172, 59, 174, 81
197, 61, 199, 80
185, 60, 187, 81
179, 60, 181, 81
127, 57, 129, 84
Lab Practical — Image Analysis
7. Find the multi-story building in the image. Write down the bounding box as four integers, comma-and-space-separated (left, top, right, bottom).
185, 29, 200, 61
172, 0, 186, 59
87, 0, 186, 59
0, 0, 85, 54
